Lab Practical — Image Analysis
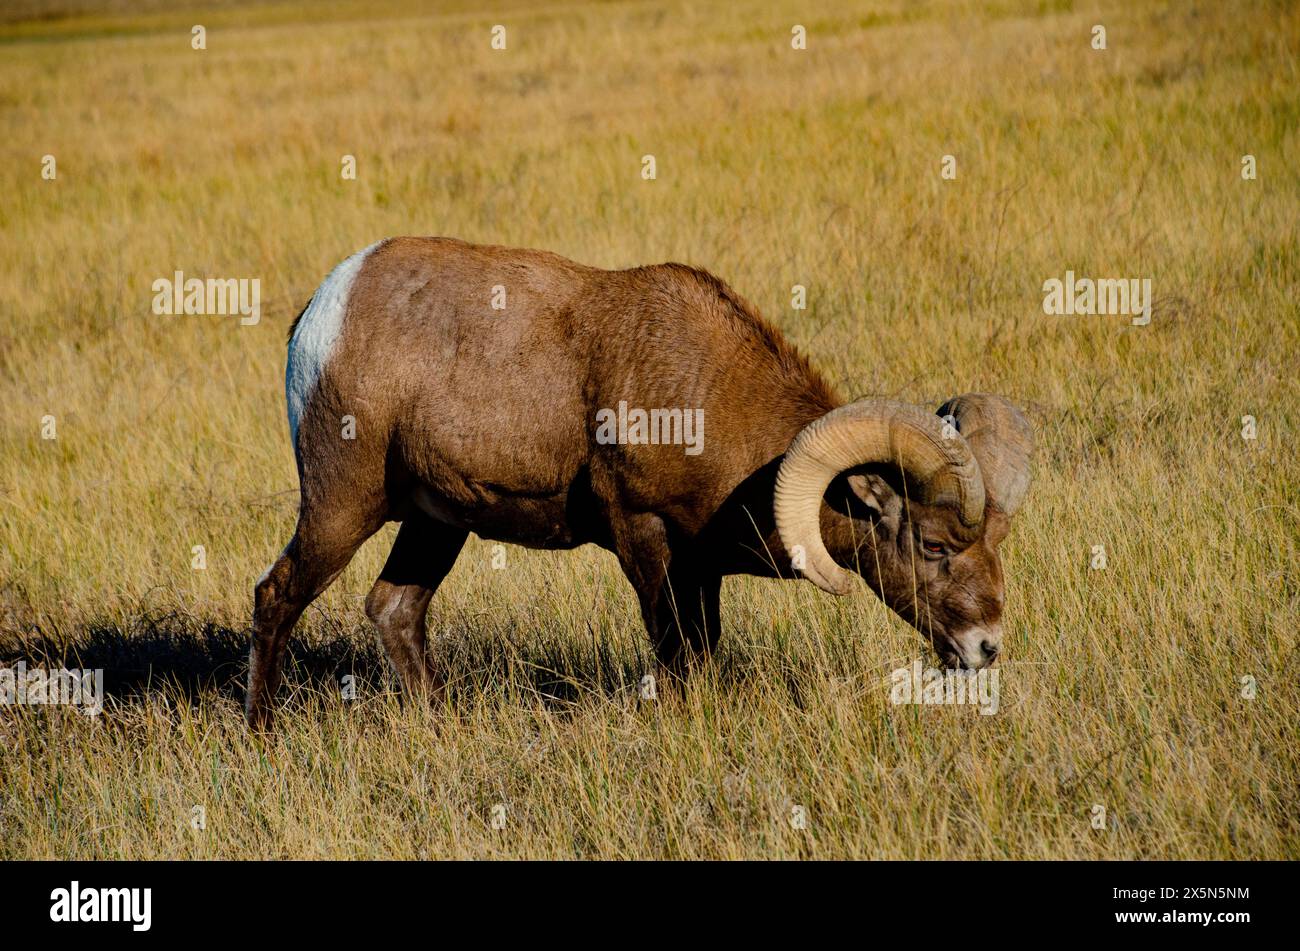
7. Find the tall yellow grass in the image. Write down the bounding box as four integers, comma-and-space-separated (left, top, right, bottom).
0, 0, 1296, 858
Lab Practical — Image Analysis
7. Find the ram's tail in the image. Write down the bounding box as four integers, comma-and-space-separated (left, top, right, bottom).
283, 241, 385, 449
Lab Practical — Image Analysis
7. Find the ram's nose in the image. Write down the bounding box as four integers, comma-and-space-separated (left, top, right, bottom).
949, 624, 1002, 669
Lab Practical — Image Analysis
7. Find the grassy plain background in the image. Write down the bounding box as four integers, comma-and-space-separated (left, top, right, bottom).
0, 0, 1297, 858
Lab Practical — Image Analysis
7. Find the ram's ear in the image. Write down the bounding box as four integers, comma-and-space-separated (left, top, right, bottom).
846, 472, 893, 516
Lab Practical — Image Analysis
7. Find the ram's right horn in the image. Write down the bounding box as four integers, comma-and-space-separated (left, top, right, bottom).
936, 394, 1034, 517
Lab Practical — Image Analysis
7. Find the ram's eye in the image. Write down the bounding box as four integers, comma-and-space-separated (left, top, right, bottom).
922, 541, 945, 555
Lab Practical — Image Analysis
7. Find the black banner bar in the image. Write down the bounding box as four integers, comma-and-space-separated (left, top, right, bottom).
1, 860, 1278, 939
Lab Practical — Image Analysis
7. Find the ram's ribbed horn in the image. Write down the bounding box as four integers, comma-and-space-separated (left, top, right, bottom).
935, 394, 1034, 517
774, 400, 985, 596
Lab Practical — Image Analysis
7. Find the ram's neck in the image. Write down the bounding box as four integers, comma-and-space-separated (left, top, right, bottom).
701, 455, 883, 585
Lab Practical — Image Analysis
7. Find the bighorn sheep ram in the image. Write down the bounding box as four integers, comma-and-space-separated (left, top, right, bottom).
247, 237, 1033, 728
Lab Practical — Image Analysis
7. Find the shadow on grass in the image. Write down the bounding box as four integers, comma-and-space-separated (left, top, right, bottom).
0, 618, 358, 706
0, 613, 794, 713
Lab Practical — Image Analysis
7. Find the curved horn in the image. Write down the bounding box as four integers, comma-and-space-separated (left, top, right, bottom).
774, 400, 985, 596
935, 394, 1034, 517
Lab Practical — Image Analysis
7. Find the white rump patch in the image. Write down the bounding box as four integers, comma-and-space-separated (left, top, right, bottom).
285, 240, 384, 446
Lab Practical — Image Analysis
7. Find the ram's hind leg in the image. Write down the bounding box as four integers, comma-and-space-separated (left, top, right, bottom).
365, 512, 468, 702
248, 503, 385, 731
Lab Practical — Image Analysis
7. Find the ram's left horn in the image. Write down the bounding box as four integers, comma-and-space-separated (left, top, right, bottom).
773, 400, 985, 596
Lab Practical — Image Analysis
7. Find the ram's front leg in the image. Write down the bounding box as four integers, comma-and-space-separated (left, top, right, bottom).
607, 510, 720, 685
650, 564, 721, 681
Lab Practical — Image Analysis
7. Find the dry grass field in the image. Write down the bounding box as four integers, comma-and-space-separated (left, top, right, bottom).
0, 0, 1297, 859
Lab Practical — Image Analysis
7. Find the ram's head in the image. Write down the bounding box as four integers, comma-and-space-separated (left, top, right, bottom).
775, 394, 1034, 669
